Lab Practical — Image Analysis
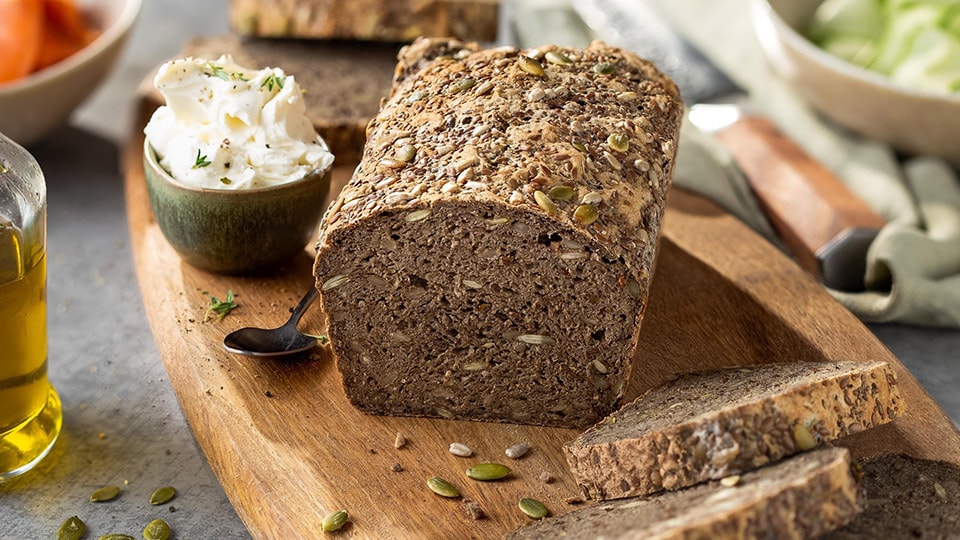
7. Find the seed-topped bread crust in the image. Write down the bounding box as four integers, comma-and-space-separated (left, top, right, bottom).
509, 446, 864, 540
313, 38, 682, 428
564, 360, 903, 499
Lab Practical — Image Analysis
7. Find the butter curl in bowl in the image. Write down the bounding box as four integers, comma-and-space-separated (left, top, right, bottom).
143, 55, 334, 274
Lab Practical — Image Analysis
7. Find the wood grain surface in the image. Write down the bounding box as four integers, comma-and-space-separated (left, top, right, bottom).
124, 98, 960, 539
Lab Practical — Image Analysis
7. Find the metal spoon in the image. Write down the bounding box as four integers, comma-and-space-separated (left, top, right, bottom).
223, 287, 320, 357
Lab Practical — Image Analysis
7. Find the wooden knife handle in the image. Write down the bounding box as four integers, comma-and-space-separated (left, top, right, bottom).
715, 115, 885, 289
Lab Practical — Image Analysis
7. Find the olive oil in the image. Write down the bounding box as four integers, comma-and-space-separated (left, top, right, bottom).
0, 222, 61, 480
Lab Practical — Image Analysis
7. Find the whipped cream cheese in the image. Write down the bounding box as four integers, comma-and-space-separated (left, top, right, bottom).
144, 55, 334, 190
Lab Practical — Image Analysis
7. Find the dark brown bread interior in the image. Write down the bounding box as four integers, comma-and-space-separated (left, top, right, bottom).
313, 39, 682, 428
564, 360, 903, 499
824, 453, 960, 539
508, 446, 863, 540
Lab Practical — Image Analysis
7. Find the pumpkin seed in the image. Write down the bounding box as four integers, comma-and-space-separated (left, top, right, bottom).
467, 463, 512, 481
518, 56, 545, 77
792, 423, 817, 451
607, 133, 630, 153
57, 516, 85, 540
533, 190, 557, 215
548, 185, 575, 201
143, 518, 171, 540
98, 535, 135, 540
149, 486, 176, 505
626, 279, 642, 299
571, 141, 588, 153
519, 497, 549, 519
935, 482, 948, 500
321, 510, 349, 532
450, 77, 476, 94
90, 485, 120, 502
573, 204, 599, 225
593, 62, 616, 75
427, 476, 460, 498
544, 51, 573, 65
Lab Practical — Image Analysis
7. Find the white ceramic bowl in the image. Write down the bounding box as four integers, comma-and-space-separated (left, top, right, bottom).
0, 0, 141, 146
752, 0, 960, 166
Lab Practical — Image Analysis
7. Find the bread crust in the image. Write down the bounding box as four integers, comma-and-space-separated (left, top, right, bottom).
564, 360, 903, 499
509, 447, 864, 540
313, 38, 682, 428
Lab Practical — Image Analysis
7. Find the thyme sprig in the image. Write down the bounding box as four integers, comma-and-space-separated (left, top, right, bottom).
193, 149, 212, 168
205, 290, 238, 321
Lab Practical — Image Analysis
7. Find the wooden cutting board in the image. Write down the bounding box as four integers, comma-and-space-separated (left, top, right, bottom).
124, 97, 960, 539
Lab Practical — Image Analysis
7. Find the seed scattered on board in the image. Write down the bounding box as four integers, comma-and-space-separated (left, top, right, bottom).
505, 443, 530, 459
449, 442, 473, 457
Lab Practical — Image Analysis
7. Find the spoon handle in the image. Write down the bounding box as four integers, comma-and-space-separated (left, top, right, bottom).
284, 286, 320, 328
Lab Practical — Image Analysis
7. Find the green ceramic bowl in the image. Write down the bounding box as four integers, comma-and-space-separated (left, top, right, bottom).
143, 140, 331, 274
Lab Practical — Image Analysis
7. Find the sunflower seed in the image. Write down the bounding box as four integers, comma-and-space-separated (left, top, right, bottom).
57, 516, 85, 540
394, 432, 406, 449
449, 442, 473, 457
395, 144, 417, 162
505, 443, 530, 459
90, 486, 120, 502
149, 486, 176, 505
450, 77, 476, 93
427, 476, 461, 498
321, 510, 349, 532
462, 280, 483, 289
720, 475, 741, 487
517, 334, 556, 345
404, 209, 432, 222
582, 191, 603, 205
519, 498, 549, 519
143, 519, 171, 540
475, 80, 494, 95
935, 482, 948, 500
466, 463, 512, 481
322, 274, 351, 291
592, 360, 609, 374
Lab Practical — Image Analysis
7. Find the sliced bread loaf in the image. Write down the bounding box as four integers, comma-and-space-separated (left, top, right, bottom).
312, 39, 683, 428
155, 35, 400, 168
508, 446, 863, 540
824, 453, 960, 539
564, 360, 903, 499
229, 0, 500, 42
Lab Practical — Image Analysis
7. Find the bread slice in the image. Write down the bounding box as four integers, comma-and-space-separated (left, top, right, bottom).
564, 360, 903, 499
509, 446, 863, 540
229, 0, 500, 42
312, 39, 683, 428
824, 453, 960, 538
148, 35, 400, 168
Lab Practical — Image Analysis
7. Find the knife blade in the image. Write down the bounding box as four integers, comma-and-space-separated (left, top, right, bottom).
572, 0, 884, 292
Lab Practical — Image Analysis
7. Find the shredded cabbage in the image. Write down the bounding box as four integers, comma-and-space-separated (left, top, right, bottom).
807, 0, 960, 94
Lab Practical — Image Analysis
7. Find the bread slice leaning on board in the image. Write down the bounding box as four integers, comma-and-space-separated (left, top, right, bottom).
313, 38, 683, 428
564, 360, 903, 500
509, 446, 863, 540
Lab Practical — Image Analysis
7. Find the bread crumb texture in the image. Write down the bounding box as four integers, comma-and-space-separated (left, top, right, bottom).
314, 38, 682, 428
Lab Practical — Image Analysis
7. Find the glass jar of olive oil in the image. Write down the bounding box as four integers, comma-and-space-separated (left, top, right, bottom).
0, 132, 61, 481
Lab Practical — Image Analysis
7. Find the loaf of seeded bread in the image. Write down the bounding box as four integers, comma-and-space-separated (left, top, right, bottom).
509, 446, 863, 540
152, 35, 399, 167
824, 453, 960, 538
312, 38, 682, 428
564, 360, 903, 500
229, 0, 500, 42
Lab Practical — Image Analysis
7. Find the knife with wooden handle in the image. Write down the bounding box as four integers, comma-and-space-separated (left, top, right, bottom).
575, 0, 885, 292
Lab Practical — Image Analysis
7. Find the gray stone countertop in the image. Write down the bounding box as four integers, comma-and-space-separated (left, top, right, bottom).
1, 0, 958, 539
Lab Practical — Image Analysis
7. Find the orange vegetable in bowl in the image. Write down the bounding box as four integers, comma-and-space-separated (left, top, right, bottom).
0, 0, 44, 83
0, 0, 99, 84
